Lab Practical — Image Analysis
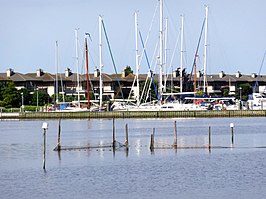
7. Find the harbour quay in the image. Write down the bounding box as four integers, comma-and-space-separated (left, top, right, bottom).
1, 110, 266, 119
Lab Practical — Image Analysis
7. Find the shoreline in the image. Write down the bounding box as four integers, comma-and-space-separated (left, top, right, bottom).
0, 110, 265, 119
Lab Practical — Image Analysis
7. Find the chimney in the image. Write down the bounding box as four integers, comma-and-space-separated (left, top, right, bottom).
235, 71, 241, 78
6, 68, 14, 77
121, 70, 126, 78
94, 68, 100, 77
251, 73, 257, 78
219, 71, 224, 78
65, 68, 72, 77
173, 70, 177, 78
36, 69, 43, 77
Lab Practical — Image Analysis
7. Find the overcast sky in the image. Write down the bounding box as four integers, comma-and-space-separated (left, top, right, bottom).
1, 0, 266, 76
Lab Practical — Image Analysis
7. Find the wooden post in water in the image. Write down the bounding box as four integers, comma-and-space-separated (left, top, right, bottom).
208, 126, 211, 150
42, 122, 48, 170
57, 118, 61, 151
230, 123, 234, 145
173, 121, 177, 149
112, 118, 116, 149
125, 123, 129, 150
150, 128, 155, 151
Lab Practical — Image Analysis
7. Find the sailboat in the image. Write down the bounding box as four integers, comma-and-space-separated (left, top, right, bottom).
57, 29, 89, 112
112, 2, 163, 111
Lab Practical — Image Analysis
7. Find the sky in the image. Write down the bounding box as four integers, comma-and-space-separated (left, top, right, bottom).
1, 0, 266, 76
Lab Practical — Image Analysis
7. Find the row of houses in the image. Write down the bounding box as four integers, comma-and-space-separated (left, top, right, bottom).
0, 68, 265, 100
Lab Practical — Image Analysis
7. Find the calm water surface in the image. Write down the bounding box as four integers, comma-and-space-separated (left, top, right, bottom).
1, 117, 266, 199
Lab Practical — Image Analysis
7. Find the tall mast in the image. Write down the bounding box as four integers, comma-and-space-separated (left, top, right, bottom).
203, 5, 208, 94
159, 0, 163, 100
134, 12, 140, 106
85, 34, 90, 109
180, 15, 184, 93
55, 41, 59, 104
164, 17, 168, 93
75, 28, 80, 108
99, 16, 103, 109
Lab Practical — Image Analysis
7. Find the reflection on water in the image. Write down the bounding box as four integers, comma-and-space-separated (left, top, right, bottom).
1, 118, 266, 199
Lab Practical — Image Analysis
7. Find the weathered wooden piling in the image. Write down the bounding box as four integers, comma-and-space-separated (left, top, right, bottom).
208, 126, 211, 150
150, 128, 155, 151
112, 118, 116, 149
57, 118, 61, 151
173, 121, 177, 149
42, 122, 48, 170
125, 123, 129, 150
230, 123, 234, 144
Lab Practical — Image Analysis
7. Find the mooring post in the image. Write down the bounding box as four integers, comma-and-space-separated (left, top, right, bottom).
173, 121, 177, 149
230, 123, 234, 145
208, 126, 211, 150
42, 122, 48, 170
57, 118, 61, 151
112, 118, 116, 149
125, 123, 129, 150
150, 128, 155, 151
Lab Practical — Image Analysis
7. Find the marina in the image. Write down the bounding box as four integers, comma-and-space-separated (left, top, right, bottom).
1, 117, 266, 198
1, 0, 266, 199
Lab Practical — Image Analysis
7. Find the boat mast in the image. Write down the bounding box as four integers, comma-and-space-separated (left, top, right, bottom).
75, 28, 81, 108
180, 15, 184, 93
163, 17, 168, 93
85, 34, 90, 109
159, 0, 163, 100
134, 12, 140, 106
99, 16, 103, 109
55, 41, 59, 104
203, 5, 208, 94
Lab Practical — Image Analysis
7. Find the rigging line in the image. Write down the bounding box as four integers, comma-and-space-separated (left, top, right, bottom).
128, 76, 136, 101
167, 27, 181, 82
142, 75, 149, 103
101, 19, 124, 100
254, 50, 266, 92
164, 1, 179, 33
86, 35, 97, 68
139, 30, 159, 100
139, 1, 159, 65
139, 33, 158, 103
190, 18, 206, 79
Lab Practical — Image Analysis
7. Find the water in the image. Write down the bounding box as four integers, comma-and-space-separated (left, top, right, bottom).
1, 117, 266, 199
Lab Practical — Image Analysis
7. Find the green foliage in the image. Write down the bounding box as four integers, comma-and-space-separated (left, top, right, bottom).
20, 88, 31, 105
236, 83, 252, 101
124, 65, 133, 76
196, 90, 204, 96
32, 91, 51, 106
221, 88, 229, 97
0, 82, 20, 108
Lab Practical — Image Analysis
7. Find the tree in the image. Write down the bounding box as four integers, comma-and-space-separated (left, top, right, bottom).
19, 88, 32, 105
32, 91, 51, 106
0, 82, 20, 108
236, 83, 252, 101
124, 65, 133, 76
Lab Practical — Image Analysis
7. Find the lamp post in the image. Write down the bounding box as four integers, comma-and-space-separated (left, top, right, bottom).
36, 88, 39, 112
239, 87, 242, 110
21, 92, 24, 112
239, 87, 242, 101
